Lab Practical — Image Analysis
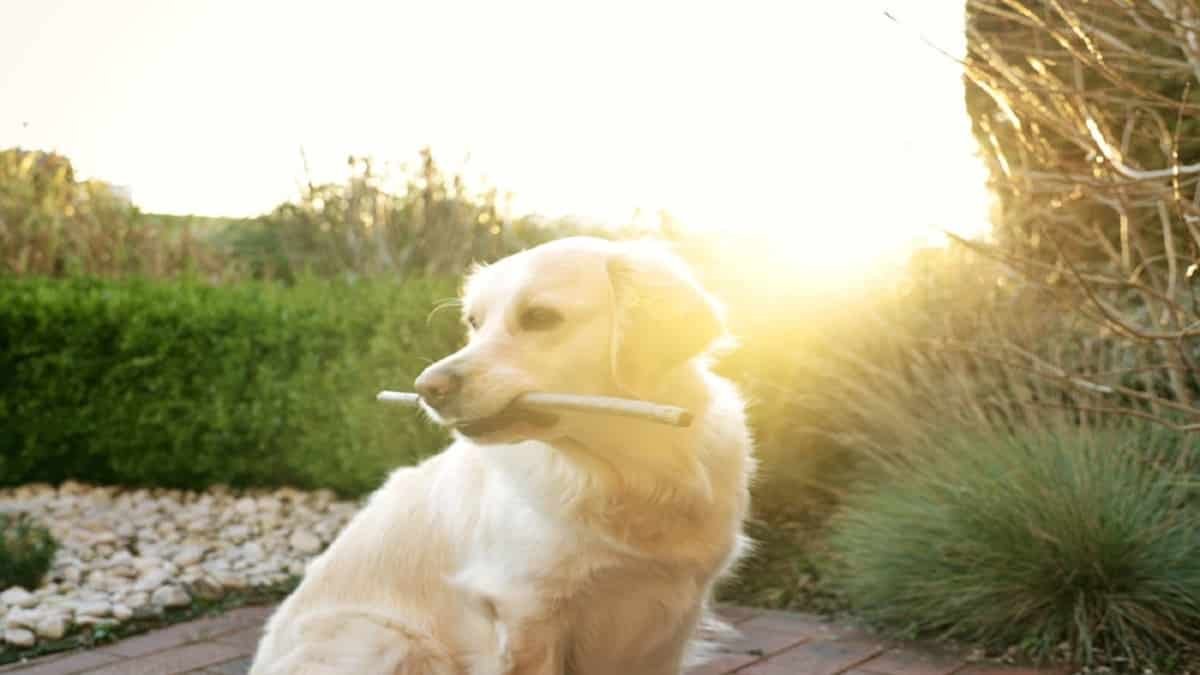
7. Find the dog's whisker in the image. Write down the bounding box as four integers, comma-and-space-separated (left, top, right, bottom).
427, 298, 463, 325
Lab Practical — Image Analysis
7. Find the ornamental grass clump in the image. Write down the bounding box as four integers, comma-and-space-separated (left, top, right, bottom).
0, 512, 57, 591
827, 428, 1200, 667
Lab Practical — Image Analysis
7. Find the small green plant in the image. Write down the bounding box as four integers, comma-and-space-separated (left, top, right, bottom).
90, 622, 118, 644
826, 427, 1200, 667
0, 512, 57, 591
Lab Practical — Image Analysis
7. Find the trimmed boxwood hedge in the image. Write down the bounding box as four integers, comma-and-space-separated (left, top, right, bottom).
0, 276, 462, 495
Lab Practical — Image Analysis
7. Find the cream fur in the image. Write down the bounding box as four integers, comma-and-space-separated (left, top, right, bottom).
249, 237, 756, 675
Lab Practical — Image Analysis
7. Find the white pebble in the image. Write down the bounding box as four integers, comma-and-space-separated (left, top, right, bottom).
0, 481, 358, 649
72, 600, 111, 617
4, 627, 36, 647
174, 545, 207, 567
34, 614, 68, 640
289, 530, 322, 555
3, 607, 40, 629
134, 569, 171, 592
1, 587, 37, 609
151, 585, 191, 609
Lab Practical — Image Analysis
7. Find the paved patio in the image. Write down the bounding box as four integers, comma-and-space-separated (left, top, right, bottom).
0, 605, 1066, 675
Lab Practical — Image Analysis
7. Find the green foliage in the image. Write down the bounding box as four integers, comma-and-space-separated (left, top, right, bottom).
826, 426, 1200, 666
0, 512, 57, 591
0, 275, 463, 495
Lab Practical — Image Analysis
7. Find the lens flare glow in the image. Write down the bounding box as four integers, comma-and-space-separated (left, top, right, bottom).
0, 1, 990, 279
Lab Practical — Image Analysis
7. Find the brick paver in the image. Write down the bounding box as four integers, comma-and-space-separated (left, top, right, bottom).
85, 642, 244, 675
0, 650, 122, 675
0, 606, 1068, 675
196, 657, 254, 675
98, 607, 271, 659
739, 638, 888, 675
855, 645, 967, 675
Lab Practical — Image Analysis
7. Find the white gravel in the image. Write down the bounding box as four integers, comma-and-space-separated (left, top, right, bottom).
0, 481, 359, 648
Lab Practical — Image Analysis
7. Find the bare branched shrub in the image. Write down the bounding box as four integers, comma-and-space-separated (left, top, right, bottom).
964, 0, 1200, 432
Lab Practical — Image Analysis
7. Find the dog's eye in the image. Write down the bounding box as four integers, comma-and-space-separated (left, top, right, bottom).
466, 314, 481, 330
519, 307, 563, 332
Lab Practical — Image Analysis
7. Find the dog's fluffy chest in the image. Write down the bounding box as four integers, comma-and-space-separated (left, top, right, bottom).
448, 446, 617, 608
443, 439, 730, 673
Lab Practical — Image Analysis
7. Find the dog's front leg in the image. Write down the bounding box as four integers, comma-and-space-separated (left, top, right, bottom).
504, 615, 569, 675
562, 608, 699, 675
509, 646, 566, 675
554, 636, 687, 675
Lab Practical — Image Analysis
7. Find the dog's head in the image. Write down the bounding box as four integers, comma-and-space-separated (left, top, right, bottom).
414, 236, 726, 444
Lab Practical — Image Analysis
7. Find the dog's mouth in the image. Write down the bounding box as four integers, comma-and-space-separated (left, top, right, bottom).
451, 402, 559, 438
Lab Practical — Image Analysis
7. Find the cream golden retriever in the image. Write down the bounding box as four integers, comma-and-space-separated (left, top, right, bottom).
249, 236, 755, 675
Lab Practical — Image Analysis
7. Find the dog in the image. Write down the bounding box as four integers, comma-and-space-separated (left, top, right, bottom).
249, 236, 756, 675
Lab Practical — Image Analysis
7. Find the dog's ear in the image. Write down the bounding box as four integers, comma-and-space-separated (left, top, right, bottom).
607, 241, 726, 396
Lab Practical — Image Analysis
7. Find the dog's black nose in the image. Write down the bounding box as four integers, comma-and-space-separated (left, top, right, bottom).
414, 365, 462, 409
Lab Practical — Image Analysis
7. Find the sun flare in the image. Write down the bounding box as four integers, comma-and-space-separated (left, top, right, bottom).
0, 0, 990, 280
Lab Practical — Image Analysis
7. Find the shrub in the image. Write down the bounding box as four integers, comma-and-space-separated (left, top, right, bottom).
0, 275, 463, 495
0, 148, 231, 280
1, 147, 582, 285
965, 2, 1200, 417
222, 151, 574, 282
0, 513, 57, 591
826, 426, 1200, 666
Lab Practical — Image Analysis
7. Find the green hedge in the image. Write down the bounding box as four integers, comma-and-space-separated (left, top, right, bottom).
0, 276, 462, 495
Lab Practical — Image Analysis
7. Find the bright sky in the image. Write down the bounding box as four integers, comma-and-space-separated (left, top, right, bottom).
0, 1, 989, 276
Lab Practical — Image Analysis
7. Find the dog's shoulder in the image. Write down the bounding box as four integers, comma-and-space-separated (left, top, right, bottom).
698, 372, 755, 466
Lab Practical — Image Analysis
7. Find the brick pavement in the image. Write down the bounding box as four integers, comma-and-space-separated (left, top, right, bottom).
0, 606, 1067, 675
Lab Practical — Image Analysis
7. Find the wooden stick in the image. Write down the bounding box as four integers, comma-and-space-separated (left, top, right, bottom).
375, 390, 693, 428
